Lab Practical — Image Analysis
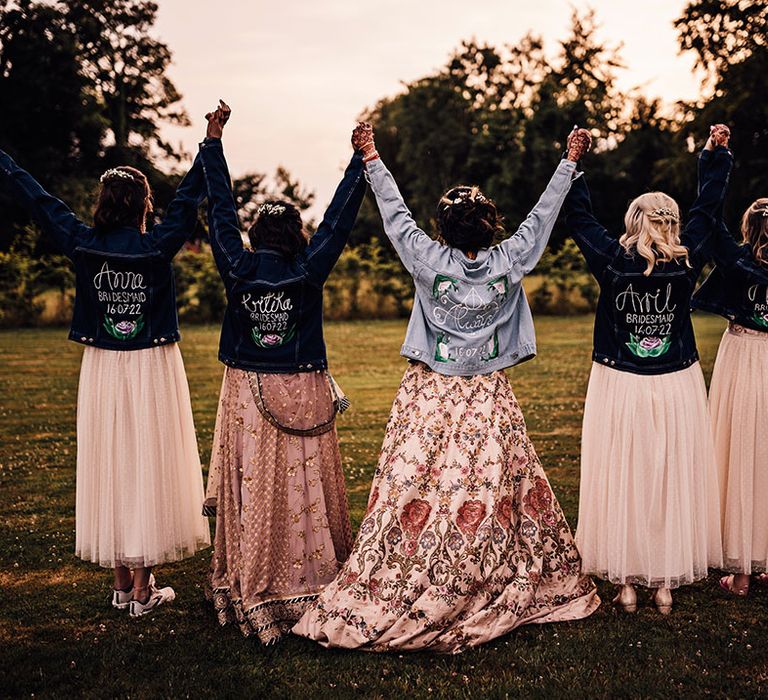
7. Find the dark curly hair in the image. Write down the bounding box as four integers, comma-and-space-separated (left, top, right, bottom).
93, 166, 153, 233
436, 185, 504, 253
247, 199, 308, 259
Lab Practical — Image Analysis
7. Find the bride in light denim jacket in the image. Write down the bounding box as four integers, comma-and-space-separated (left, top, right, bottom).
294, 124, 599, 654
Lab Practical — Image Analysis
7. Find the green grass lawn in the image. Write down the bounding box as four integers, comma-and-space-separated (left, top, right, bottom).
1, 316, 766, 698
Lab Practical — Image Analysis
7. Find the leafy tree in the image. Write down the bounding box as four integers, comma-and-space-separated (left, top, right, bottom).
675, 0, 767, 78
673, 1, 768, 230
64, 0, 189, 165
233, 168, 315, 231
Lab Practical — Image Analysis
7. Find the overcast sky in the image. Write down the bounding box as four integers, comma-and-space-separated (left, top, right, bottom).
154, 0, 701, 217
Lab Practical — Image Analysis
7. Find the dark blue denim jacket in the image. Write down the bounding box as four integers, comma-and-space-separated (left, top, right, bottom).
198, 139, 365, 373
0, 149, 204, 350
692, 223, 768, 331
564, 146, 738, 375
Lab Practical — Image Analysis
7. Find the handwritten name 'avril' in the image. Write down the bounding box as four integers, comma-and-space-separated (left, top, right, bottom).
615, 283, 677, 315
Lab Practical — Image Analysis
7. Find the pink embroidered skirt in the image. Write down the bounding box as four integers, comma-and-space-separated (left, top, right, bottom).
75, 344, 210, 568
205, 368, 353, 644
293, 362, 599, 654
709, 324, 768, 574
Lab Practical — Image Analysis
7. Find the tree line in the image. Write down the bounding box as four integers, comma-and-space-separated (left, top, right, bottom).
0, 1, 765, 325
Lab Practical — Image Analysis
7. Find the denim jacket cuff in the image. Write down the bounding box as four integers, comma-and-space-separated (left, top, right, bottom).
200, 137, 223, 150
364, 157, 386, 174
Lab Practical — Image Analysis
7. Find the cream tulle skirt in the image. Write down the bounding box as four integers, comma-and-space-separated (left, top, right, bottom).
709, 324, 768, 574
576, 362, 722, 588
75, 344, 210, 568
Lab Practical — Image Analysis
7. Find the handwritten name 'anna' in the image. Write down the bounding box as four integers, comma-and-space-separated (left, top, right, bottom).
92, 262, 147, 291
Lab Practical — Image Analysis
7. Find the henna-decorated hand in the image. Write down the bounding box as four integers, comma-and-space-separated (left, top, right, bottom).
205, 99, 231, 139
352, 122, 379, 162
566, 126, 593, 162
705, 123, 730, 150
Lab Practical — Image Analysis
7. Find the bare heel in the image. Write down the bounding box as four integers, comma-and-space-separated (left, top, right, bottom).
612, 584, 637, 613
652, 587, 672, 615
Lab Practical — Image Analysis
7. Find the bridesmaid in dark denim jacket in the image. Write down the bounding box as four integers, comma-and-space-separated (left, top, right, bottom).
693, 199, 768, 596
563, 124, 768, 616
0, 114, 215, 617
198, 105, 366, 644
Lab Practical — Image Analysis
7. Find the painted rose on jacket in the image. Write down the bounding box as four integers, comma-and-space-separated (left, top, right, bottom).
251, 325, 297, 349
625, 333, 671, 359
103, 314, 145, 340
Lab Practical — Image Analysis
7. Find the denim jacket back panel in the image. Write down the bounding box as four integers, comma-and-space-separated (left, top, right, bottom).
365, 157, 577, 376
199, 140, 366, 373
693, 263, 768, 332
0, 148, 206, 351
69, 227, 181, 350
402, 251, 536, 373
217, 251, 327, 372
592, 254, 702, 374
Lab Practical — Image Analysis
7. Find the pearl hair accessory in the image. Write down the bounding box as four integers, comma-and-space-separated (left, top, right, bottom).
258, 203, 287, 217
100, 168, 137, 184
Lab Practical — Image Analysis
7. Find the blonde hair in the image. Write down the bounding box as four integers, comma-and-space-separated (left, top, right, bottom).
619, 192, 690, 276
740, 198, 768, 266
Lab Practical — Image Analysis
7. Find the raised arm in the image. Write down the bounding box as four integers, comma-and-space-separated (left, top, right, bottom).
148, 153, 206, 258
685, 124, 733, 256
352, 122, 436, 276
198, 101, 245, 274
494, 128, 591, 276
709, 220, 768, 286
563, 172, 621, 276
0, 150, 88, 257
298, 133, 366, 285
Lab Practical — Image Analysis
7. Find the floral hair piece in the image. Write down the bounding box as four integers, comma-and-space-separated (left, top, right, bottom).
761, 207, 768, 218
100, 168, 137, 184
258, 203, 287, 217
441, 187, 488, 210
649, 207, 679, 221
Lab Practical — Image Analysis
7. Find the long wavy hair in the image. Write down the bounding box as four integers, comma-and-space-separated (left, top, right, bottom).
436, 185, 505, 254
740, 197, 768, 266
619, 192, 690, 276
93, 166, 153, 233
247, 199, 308, 259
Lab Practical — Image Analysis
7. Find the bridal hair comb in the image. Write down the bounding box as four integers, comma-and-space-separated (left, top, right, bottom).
650, 207, 679, 221
100, 168, 138, 184
258, 203, 287, 216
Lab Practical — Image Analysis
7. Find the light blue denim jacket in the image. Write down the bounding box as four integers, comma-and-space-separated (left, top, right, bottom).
365, 157, 578, 376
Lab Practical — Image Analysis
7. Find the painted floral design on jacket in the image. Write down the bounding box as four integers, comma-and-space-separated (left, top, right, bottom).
103, 314, 145, 340
626, 333, 671, 358
251, 324, 296, 348
751, 310, 768, 329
